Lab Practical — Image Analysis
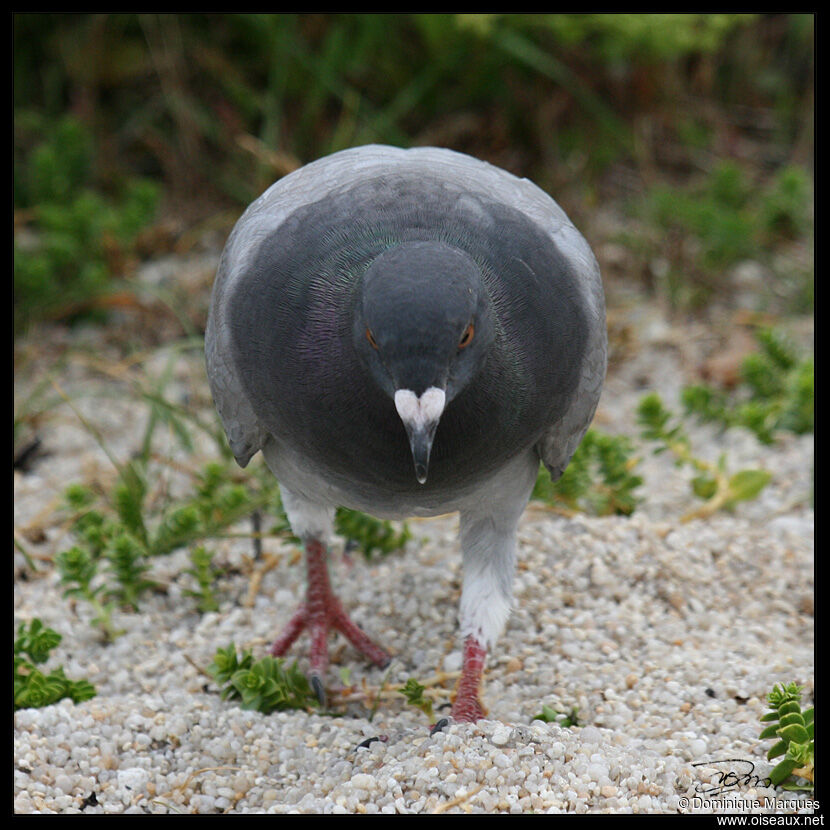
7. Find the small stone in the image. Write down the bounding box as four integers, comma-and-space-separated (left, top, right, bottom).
350, 773, 376, 790
443, 651, 463, 672
54, 774, 74, 794
116, 768, 148, 794
505, 657, 523, 673
493, 753, 511, 769
600, 785, 617, 798
491, 726, 512, 746
689, 739, 707, 757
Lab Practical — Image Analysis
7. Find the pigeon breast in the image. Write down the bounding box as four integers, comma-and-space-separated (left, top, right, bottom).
225, 170, 588, 505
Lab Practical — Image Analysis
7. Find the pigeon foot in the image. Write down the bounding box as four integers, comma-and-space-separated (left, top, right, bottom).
269, 538, 390, 701
450, 635, 489, 722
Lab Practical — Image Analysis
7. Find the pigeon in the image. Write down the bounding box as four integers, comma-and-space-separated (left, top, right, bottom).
205, 145, 606, 721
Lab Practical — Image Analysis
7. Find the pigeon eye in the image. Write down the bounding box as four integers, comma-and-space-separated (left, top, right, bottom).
366, 327, 379, 350
458, 323, 475, 350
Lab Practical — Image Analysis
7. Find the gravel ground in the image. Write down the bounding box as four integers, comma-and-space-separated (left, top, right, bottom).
14, 251, 814, 815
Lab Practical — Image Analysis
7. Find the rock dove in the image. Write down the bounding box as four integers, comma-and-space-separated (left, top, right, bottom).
205, 145, 606, 721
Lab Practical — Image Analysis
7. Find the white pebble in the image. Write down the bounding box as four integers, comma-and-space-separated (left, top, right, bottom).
491, 726, 512, 746
116, 767, 149, 794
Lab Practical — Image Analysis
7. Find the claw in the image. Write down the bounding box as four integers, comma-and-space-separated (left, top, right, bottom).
270, 537, 391, 692
310, 674, 327, 708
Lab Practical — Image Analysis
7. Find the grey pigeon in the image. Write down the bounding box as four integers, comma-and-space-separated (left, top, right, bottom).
205, 145, 606, 720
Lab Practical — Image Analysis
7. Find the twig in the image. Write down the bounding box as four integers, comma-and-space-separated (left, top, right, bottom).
432, 784, 483, 814
243, 552, 283, 608
182, 652, 214, 682
334, 671, 461, 706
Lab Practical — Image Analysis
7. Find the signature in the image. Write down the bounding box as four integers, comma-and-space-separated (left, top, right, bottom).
691, 759, 772, 795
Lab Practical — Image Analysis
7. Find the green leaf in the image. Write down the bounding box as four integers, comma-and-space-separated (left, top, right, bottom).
335, 507, 411, 558
725, 469, 772, 505
183, 546, 221, 613
768, 682, 803, 708
784, 739, 813, 766
114, 465, 148, 543
532, 429, 642, 516
68, 679, 97, 704
777, 723, 810, 745
758, 724, 781, 740
532, 703, 580, 727
778, 711, 805, 728
691, 475, 717, 500
768, 758, 798, 786
777, 700, 803, 717
14, 619, 96, 710
767, 739, 788, 761
207, 644, 316, 713
56, 546, 99, 596
533, 704, 561, 724
14, 618, 62, 664
104, 531, 155, 609
400, 677, 434, 720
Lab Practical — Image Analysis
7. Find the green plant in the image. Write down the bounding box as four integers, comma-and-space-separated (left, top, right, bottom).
57, 461, 279, 639
183, 546, 223, 613
335, 508, 412, 559
14, 619, 96, 710
13, 114, 159, 331
637, 392, 771, 521
759, 682, 814, 791
207, 644, 319, 713
683, 328, 814, 445
17, 14, 803, 222
51, 347, 414, 638
532, 428, 643, 516
399, 677, 434, 721
532, 703, 580, 728
632, 162, 813, 310
56, 545, 125, 642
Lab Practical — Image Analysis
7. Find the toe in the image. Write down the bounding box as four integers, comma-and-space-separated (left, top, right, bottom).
451, 692, 487, 722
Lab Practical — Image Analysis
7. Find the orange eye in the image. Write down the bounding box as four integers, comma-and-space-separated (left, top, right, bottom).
458, 323, 475, 349
366, 327, 379, 350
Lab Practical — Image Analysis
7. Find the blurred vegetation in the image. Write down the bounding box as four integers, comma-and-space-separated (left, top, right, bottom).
637, 392, 773, 522
13, 114, 160, 331
630, 162, 813, 310
13, 13, 813, 332
682, 327, 814, 444
532, 429, 643, 517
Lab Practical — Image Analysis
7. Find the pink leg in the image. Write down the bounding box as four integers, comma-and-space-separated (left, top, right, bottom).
270, 538, 390, 703
269, 607, 306, 655
450, 635, 488, 721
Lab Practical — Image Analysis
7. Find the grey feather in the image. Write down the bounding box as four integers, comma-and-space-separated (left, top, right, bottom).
204, 144, 607, 656
206, 144, 606, 477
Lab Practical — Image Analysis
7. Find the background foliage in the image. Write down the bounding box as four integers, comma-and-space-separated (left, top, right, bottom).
14, 13, 813, 331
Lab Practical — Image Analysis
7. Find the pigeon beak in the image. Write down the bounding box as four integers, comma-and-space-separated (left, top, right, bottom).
394, 387, 446, 484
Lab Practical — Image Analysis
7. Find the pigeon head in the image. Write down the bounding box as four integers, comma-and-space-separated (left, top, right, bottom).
354, 240, 493, 484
